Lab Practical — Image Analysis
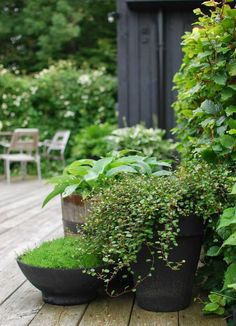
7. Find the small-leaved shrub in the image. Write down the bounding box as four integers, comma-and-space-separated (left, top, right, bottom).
84, 162, 233, 296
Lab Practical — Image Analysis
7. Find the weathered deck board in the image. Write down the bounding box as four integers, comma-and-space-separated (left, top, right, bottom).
129, 301, 178, 326
0, 227, 61, 305
0, 281, 44, 326
179, 302, 227, 326
79, 294, 134, 326
0, 180, 227, 326
29, 304, 88, 326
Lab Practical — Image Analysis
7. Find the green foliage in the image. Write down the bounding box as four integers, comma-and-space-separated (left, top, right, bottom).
43, 150, 172, 206
0, 62, 117, 152
19, 236, 102, 269
203, 182, 236, 317
83, 162, 233, 295
72, 123, 116, 159
173, 1, 236, 164
0, 0, 116, 73
106, 124, 176, 160
72, 123, 176, 161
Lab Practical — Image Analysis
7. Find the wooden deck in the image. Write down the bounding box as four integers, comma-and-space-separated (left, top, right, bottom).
0, 180, 227, 326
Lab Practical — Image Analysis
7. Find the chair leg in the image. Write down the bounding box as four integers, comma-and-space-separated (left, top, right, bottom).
21, 161, 27, 180
5, 160, 10, 184
36, 158, 41, 181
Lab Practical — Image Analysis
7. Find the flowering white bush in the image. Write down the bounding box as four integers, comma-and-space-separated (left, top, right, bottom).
0, 61, 117, 144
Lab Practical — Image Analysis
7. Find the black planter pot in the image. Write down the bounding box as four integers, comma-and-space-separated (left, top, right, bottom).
232, 306, 236, 325
17, 259, 101, 305
132, 215, 204, 312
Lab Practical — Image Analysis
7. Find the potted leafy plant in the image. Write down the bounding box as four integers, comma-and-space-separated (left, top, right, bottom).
83, 162, 233, 312
43, 150, 171, 235
17, 237, 102, 305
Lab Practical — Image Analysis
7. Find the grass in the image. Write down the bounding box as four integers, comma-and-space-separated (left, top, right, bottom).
19, 236, 102, 269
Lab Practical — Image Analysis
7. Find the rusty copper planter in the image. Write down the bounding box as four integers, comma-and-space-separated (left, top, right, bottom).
61, 195, 91, 236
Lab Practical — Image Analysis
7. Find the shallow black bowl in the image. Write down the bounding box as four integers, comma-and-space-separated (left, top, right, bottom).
17, 259, 101, 305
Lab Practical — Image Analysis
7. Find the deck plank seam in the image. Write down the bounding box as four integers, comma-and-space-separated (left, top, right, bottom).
76, 303, 89, 325
127, 294, 136, 326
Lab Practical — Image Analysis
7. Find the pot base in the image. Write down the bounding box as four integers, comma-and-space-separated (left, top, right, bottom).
42, 292, 97, 306
136, 295, 190, 312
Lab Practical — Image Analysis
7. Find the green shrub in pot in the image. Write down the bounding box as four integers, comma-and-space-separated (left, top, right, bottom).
83, 162, 234, 311
43, 150, 171, 236
43, 150, 172, 206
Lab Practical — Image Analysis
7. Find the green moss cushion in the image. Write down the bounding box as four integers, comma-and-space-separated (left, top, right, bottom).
19, 237, 102, 269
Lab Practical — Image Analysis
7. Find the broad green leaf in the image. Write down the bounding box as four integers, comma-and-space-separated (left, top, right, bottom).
221, 88, 234, 101
62, 184, 79, 198
208, 293, 226, 306
231, 184, 236, 194
217, 207, 236, 229
132, 161, 152, 175
228, 118, 236, 129
225, 106, 236, 116
201, 148, 218, 163
202, 0, 218, 6
66, 165, 90, 177
203, 302, 220, 313
228, 129, 236, 135
228, 84, 236, 91
46, 175, 76, 185
155, 161, 172, 168
42, 184, 66, 207
84, 171, 99, 182
227, 283, 236, 290
207, 246, 221, 256
152, 170, 172, 177
201, 118, 215, 128
200, 100, 222, 115
219, 134, 236, 149
224, 262, 236, 289
228, 59, 236, 76
213, 73, 227, 86
106, 165, 137, 177
222, 232, 236, 246
92, 157, 113, 175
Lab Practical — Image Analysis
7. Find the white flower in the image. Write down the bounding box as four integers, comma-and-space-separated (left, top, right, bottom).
64, 110, 75, 118
30, 86, 38, 94
0, 68, 7, 75
64, 101, 70, 106
78, 74, 91, 85
2, 94, 7, 99
99, 86, 105, 92
60, 95, 65, 100
1, 103, 7, 109
81, 95, 89, 102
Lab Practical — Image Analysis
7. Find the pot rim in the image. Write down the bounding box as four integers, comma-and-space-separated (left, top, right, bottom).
16, 257, 103, 272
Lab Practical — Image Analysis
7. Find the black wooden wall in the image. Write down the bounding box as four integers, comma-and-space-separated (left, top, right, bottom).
116, 0, 201, 134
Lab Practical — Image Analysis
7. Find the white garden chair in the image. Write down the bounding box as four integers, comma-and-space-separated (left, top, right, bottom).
0, 129, 41, 184
42, 130, 70, 163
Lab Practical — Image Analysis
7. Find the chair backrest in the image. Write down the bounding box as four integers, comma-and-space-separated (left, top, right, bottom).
47, 130, 70, 154
8, 129, 39, 154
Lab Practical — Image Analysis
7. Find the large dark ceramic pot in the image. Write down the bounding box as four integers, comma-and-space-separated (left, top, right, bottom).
61, 195, 91, 236
17, 259, 100, 305
132, 215, 204, 312
232, 306, 236, 324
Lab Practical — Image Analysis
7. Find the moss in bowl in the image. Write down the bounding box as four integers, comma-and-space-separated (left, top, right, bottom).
17, 237, 102, 306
